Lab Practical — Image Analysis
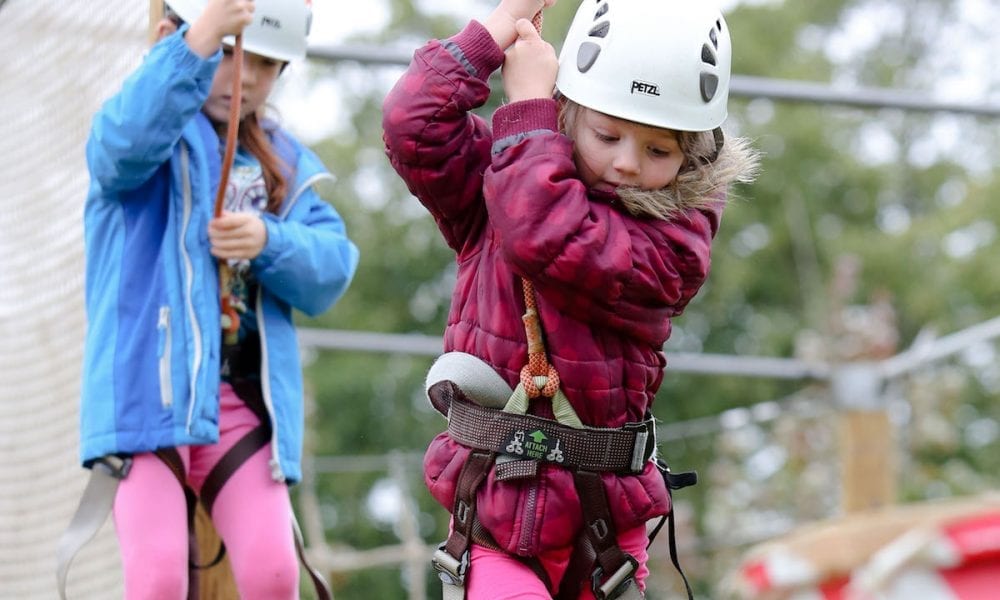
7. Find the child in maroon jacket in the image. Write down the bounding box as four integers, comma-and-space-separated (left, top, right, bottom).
383, 0, 759, 597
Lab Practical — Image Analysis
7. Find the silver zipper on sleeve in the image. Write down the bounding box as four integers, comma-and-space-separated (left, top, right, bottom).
157, 306, 173, 408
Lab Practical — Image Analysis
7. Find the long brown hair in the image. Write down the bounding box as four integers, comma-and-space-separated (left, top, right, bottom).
239, 112, 289, 214
161, 3, 290, 214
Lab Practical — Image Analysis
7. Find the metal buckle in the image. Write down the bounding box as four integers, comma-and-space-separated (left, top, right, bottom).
431, 543, 469, 587
591, 555, 639, 600
624, 420, 656, 472
93, 455, 133, 480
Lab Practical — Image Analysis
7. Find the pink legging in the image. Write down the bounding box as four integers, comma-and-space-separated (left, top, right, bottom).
464, 524, 650, 599
112, 383, 298, 600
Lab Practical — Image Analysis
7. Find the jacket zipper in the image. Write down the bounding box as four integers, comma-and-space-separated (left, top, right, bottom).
157, 306, 173, 408
259, 172, 335, 482
517, 481, 539, 554
280, 173, 334, 219
179, 144, 204, 434
256, 288, 285, 482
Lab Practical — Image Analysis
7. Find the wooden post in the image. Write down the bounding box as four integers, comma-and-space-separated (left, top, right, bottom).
838, 409, 895, 512
831, 364, 896, 512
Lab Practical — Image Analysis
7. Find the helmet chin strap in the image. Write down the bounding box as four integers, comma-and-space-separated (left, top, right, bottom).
704, 126, 725, 164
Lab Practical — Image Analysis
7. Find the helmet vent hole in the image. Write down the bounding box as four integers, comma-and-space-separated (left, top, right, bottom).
709, 27, 718, 49
595, 3, 608, 18
577, 41, 602, 73
588, 21, 610, 38
701, 44, 716, 66
700, 73, 719, 102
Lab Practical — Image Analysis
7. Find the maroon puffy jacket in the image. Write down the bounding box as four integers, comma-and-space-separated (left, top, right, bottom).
382, 21, 722, 556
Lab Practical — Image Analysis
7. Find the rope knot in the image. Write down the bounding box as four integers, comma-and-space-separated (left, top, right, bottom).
519, 360, 560, 399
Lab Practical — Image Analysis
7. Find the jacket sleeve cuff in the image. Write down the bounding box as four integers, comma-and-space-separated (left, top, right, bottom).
445, 20, 505, 80
492, 98, 560, 141
253, 213, 284, 271
491, 99, 560, 155
160, 24, 221, 81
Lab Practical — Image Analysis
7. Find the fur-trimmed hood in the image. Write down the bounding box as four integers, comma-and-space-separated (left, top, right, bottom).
615, 133, 761, 221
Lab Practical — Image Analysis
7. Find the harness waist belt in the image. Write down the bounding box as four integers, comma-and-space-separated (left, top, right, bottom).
447, 398, 655, 473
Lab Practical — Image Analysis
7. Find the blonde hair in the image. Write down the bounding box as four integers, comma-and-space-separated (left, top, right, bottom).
559, 99, 761, 221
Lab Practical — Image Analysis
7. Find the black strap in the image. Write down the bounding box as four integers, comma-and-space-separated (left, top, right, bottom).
433, 449, 558, 595
154, 447, 224, 600
444, 450, 494, 561
155, 448, 227, 569
646, 460, 698, 600
201, 379, 272, 514
572, 470, 639, 600
294, 518, 333, 600
555, 527, 597, 599
198, 424, 270, 515
430, 449, 495, 591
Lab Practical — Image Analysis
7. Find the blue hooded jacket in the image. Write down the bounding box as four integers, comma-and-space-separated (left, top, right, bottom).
80, 29, 359, 484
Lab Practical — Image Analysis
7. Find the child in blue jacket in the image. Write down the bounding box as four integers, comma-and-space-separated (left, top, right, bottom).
79, 0, 358, 597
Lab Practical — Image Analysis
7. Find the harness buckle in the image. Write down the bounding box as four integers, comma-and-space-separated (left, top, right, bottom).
93, 455, 132, 480
623, 420, 656, 472
591, 554, 639, 600
431, 543, 470, 587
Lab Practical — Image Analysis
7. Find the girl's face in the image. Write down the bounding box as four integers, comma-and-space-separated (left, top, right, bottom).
203, 47, 284, 126
569, 107, 685, 193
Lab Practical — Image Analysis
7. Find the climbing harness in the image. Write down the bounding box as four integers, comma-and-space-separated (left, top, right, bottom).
427, 291, 696, 599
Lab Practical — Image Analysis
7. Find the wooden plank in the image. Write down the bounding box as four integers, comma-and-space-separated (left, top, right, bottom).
839, 409, 895, 512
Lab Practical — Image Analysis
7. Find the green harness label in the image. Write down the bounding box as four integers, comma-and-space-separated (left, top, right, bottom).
500, 429, 566, 464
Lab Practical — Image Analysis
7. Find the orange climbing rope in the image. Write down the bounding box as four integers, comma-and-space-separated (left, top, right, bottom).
530, 9, 543, 32
215, 34, 243, 340
515, 11, 561, 401
518, 279, 561, 398
213, 34, 243, 217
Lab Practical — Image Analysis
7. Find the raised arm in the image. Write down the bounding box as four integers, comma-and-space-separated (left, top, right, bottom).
87, 0, 253, 194
383, 22, 508, 251
86, 31, 219, 193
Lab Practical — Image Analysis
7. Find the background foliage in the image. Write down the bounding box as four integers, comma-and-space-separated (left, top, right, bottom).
284, 0, 1000, 597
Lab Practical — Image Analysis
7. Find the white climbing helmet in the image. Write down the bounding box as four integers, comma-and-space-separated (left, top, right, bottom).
165, 0, 312, 63
555, 0, 732, 132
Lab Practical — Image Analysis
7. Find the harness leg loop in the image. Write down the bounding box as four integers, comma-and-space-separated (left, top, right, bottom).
431, 450, 494, 599
571, 470, 645, 600
56, 455, 133, 600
